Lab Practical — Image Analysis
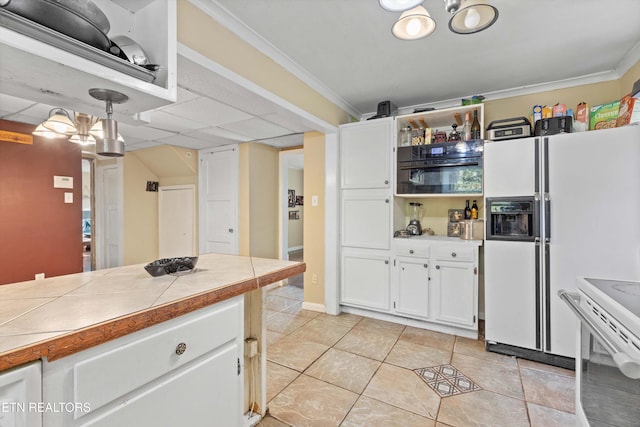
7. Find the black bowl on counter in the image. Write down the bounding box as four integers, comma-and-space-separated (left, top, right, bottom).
144, 257, 198, 277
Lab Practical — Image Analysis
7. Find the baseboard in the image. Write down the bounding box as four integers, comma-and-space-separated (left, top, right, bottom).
288, 246, 303, 252
301, 301, 325, 313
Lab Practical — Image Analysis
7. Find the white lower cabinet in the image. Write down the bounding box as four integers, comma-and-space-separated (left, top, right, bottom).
341, 250, 391, 311
42, 296, 244, 427
395, 257, 430, 320
0, 360, 42, 427
431, 260, 476, 327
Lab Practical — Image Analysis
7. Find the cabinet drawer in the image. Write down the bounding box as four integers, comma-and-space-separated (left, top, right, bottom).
73, 298, 242, 415
432, 246, 475, 262
395, 241, 429, 258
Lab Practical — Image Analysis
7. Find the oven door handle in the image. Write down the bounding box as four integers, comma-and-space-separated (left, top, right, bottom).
399, 161, 480, 170
558, 290, 640, 379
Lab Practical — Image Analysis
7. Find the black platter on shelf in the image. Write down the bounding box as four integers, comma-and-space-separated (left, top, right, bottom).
144, 257, 199, 277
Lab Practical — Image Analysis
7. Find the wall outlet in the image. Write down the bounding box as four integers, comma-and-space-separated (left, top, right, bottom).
35, 273, 45, 280
311, 273, 318, 284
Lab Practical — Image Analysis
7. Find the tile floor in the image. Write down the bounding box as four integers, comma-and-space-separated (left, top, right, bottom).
258, 266, 576, 426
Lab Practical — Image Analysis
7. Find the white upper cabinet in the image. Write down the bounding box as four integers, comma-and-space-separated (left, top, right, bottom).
0, 0, 177, 118
340, 118, 393, 189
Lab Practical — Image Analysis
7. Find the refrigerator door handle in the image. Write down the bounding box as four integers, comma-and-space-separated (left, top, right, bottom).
544, 195, 551, 242
534, 197, 541, 239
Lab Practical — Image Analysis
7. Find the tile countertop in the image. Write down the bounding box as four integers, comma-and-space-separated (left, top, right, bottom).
0, 253, 305, 371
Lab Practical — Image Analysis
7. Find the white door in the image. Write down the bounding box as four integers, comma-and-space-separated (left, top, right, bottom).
95, 161, 123, 269
395, 258, 430, 319
341, 251, 391, 311
341, 190, 391, 249
484, 240, 538, 349
199, 147, 238, 255
484, 137, 538, 197
159, 185, 196, 259
339, 118, 392, 190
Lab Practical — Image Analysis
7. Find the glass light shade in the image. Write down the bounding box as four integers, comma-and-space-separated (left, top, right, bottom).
449, 0, 498, 34
42, 109, 77, 135
392, 6, 436, 40
379, 0, 423, 12
32, 123, 68, 139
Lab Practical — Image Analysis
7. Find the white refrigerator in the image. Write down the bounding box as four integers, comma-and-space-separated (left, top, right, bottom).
483, 125, 640, 366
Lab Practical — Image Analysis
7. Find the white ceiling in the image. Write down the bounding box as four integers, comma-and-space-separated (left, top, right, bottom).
1, 0, 639, 152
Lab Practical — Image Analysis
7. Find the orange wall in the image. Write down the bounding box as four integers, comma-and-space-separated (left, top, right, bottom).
0, 120, 82, 285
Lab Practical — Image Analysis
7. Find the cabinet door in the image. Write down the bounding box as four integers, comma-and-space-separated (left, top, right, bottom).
341, 191, 391, 249
340, 119, 393, 189
341, 252, 390, 311
395, 258, 430, 320
432, 261, 476, 327
83, 344, 240, 427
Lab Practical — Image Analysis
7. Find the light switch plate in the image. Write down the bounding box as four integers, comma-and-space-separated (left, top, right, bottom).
311, 195, 319, 206
64, 192, 73, 203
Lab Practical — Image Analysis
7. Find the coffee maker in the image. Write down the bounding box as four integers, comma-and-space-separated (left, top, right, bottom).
406, 202, 423, 235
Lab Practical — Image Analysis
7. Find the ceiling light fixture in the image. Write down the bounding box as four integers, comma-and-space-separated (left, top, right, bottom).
383, 0, 498, 39
448, 0, 498, 34
392, 6, 436, 40
32, 89, 128, 157
379, 0, 424, 12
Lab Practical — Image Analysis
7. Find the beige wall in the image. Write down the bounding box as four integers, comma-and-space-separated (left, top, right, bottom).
485, 59, 640, 126
287, 168, 304, 249
237, 142, 280, 259
302, 132, 326, 306
177, 1, 351, 127
122, 146, 198, 265
123, 152, 159, 264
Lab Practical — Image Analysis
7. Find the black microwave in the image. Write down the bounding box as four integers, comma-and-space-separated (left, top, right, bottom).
396, 140, 483, 195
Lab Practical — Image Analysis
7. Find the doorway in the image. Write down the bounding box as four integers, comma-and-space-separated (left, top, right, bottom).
81, 158, 94, 272
280, 149, 304, 261
159, 185, 196, 258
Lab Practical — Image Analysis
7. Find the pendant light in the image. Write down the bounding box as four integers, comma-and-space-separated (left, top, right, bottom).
88, 88, 128, 157
392, 5, 436, 40
449, 0, 498, 34
379, 0, 424, 12
32, 123, 69, 139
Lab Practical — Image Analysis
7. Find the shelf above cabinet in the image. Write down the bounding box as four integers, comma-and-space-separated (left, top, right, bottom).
397, 104, 485, 140
0, 0, 176, 118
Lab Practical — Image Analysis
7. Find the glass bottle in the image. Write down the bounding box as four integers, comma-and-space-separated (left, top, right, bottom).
471, 200, 478, 219
471, 109, 481, 140
462, 112, 472, 141
448, 123, 461, 142
399, 126, 412, 147
464, 200, 471, 220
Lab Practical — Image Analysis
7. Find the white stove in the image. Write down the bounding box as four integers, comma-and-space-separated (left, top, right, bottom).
559, 277, 640, 427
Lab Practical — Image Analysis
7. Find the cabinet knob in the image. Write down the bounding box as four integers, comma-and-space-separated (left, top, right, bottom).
436, 265, 440, 270
451, 252, 457, 258
409, 249, 414, 254
424, 264, 428, 268
175, 342, 187, 355
385, 199, 390, 203
384, 180, 389, 185
384, 260, 389, 264
229, 228, 234, 233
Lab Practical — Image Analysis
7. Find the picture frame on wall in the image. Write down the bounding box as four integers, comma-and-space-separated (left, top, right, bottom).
288, 189, 295, 208
295, 195, 303, 206
289, 210, 299, 220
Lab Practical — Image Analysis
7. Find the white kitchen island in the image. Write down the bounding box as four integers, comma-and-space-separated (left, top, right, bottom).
0, 253, 304, 426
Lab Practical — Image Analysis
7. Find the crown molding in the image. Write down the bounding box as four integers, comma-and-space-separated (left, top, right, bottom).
190, 0, 362, 119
